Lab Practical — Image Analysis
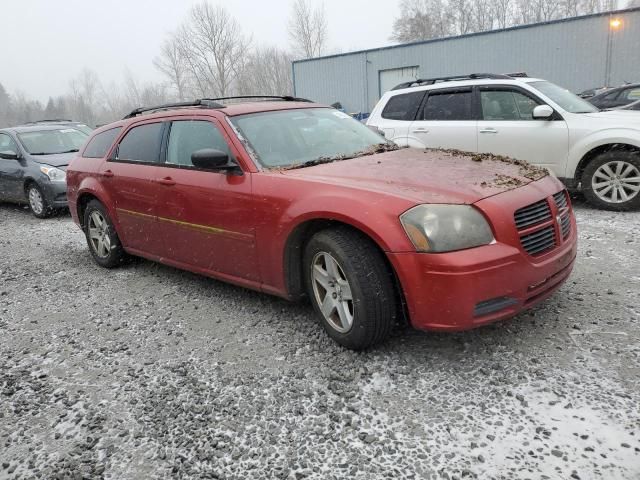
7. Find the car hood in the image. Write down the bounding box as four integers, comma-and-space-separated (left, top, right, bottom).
580, 109, 640, 125
29, 152, 76, 167
281, 148, 549, 204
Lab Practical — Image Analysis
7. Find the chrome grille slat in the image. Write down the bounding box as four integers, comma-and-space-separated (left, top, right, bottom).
514, 199, 551, 229
553, 190, 568, 210
561, 214, 571, 239
519, 225, 556, 256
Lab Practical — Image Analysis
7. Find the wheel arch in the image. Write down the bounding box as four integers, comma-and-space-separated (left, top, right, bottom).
573, 142, 640, 186
282, 218, 409, 323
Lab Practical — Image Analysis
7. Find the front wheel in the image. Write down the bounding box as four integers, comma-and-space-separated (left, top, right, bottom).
83, 200, 127, 268
27, 184, 53, 219
303, 227, 397, 350
581, 151, 640, 211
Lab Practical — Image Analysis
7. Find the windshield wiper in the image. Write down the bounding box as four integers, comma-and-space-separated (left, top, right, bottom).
286, 143, 400, 170
30, 149, 79, 155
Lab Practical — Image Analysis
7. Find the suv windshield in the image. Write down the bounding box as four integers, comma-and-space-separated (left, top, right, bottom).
18, 128, 88, 155
230, 108, 393, 169
530, 81, 599, 114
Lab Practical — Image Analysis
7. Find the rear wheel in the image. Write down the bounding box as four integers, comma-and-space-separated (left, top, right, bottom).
303, 227, 396, 350
27, 184, 53, 219
581, 151, 640, 211
83, 200, 127, 268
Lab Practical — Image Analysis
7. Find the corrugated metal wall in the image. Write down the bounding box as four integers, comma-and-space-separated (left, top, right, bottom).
293, 8, 640, 115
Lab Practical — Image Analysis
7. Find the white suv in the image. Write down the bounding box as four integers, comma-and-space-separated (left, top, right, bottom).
367, 73, 640, 211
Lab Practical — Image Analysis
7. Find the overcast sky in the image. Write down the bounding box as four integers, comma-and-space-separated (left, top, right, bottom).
0, 0, 396, 102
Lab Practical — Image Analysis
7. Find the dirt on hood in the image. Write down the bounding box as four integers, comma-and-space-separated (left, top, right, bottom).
428, 148, 549, 188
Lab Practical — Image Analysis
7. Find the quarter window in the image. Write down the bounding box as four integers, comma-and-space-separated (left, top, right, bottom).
83, 127, 121, 158
421, 90, 473, 121
166, 121, 231, 167
381, 91, 426, 121
480, 90, 540, 120
623, 88, 640, 101
116, 123, 163, 163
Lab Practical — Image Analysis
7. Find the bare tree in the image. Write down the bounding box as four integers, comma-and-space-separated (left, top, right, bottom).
236, 47, 293, 95
154, 34, 189, 101
288, 0, 328, 58
492, 0, 515, 28
177, 3, 250, 97
472, 0, 495, 31
390, 0, 453, 42
449, 0, 476, 34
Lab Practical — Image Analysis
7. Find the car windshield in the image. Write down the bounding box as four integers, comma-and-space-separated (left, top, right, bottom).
17, 128, 88, 155
530, 80, 599, 114
230, 108, 394, 169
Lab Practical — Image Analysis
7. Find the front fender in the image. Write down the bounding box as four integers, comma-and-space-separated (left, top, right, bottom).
566, 128, 640, 178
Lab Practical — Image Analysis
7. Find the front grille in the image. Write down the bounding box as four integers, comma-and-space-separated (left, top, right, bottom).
560, 213, 571, 239
514, 199, 552, 230
520, 225, 556, 256
553, 190, 568, 210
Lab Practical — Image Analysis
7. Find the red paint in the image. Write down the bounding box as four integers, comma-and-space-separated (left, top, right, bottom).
67, 102, 577, 332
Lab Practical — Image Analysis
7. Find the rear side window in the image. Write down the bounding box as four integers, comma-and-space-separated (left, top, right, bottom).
166, 121, 231, 167
115, 123, 163, 163
421, 90, 473, 121
83, 127, 121, 158
623, 88, 640, 101
381, 91, 425, 121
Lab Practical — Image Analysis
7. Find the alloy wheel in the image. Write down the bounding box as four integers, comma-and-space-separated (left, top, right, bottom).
311, 252, 354, 333
28, 187, 44, 215
592, 160, 640, 204
88, 211, 111, 258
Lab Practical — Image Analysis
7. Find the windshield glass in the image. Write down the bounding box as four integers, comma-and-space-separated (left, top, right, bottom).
530, 81, 599, 114
17, 128, 88, 155
230, 108, 390, 168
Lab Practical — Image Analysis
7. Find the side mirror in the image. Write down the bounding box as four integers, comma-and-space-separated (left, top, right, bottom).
191, 148, 240, 173
0, 150, 20, 160
532, 105, 554, 120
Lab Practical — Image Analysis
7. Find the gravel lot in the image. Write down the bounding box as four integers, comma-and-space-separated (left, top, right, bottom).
1, 198, 639, 480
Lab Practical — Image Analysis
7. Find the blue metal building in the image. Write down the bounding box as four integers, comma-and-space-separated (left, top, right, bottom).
292, 7, 640, 116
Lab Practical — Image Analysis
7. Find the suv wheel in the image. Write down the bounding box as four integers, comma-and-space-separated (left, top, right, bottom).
582, 151, 640, 211
303, 227, 396, 350
27, 184, 53, 219
83, 200, 127, 268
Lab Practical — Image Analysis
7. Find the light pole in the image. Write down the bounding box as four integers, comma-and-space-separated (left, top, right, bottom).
605, 16, 622, 87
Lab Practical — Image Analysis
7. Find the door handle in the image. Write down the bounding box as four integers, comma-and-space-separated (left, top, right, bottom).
155, 177, 176, 186
412, 128, 429, 133
100, 169, 114, 178
480, 128, 498, 134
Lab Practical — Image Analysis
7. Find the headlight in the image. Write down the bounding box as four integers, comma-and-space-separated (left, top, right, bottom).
40, 165, 66, 183
400, 204, 494, 253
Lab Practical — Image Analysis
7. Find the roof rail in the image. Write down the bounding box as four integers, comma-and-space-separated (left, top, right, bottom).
122, 96, 313, 119
122, 99, 225, 119
201, 95, 313, 103
26, 119, 74, 124
504, 72, 528, 77
392, 73, 514, 90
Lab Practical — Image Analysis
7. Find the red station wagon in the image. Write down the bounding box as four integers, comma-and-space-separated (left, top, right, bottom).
67, 96, 577, 350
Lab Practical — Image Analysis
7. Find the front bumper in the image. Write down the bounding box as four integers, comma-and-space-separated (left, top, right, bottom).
388, 228, 577, 331
40, 181, 68, 208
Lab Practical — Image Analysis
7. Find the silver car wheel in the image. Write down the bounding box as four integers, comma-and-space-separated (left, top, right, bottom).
592, 160, 640, 204
28, 187, 44, 215
88, 211, 111, 258
311, 252, 354, 333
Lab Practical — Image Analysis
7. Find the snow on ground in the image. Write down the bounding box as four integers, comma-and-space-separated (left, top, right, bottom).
0, 197, 639, 479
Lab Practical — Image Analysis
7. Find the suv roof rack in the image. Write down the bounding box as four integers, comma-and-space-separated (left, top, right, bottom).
122, 96, 313, 119
26, 119, 74, 124
392, 73, 521, 90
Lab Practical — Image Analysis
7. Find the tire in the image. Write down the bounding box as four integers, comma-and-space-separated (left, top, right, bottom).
581, 151, 640, 211
303, 227, 397, 350
26, 183, 53, 219
83, 200, 127, 268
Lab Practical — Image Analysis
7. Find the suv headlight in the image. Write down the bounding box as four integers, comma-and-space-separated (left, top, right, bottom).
40, 165, 66, 183
400, 204, 494, 253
